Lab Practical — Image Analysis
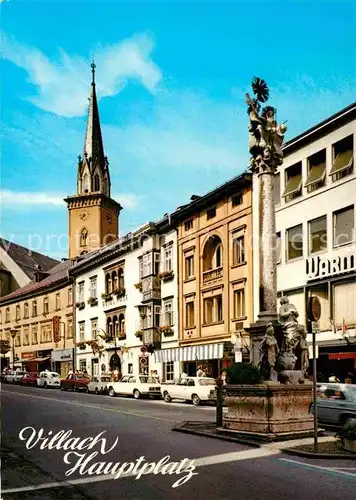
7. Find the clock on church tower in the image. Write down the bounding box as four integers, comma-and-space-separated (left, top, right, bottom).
64, 64, 122, 258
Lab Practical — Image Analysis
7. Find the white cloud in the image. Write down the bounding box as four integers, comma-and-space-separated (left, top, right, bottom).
0, 190, 140, 210
1, 32, 162, 117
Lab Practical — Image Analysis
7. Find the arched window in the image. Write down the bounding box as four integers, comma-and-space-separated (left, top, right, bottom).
105, 273, 112, 294
119, 314, 125, 336
118, 268, 124, 290
80, 228, 88, 247
202, 235, 223, 271
112, 271, 118, 292
113, 315, 119, 335
107, 317, 113, 337
82, 174, 89, 193
94, 174, 100, 192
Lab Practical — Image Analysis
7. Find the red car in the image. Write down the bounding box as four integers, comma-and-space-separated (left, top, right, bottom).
20, 372, 39, 387
60, 373, 90, 392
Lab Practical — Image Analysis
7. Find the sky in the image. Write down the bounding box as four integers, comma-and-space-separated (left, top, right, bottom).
1, 0, 355, 259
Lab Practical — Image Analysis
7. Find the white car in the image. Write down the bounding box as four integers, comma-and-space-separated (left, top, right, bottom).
37, 371, 61, 389
107, 375, 161, 399
88, 375, 112, 394
4, 371, 27, 384
161, 377, 216, 405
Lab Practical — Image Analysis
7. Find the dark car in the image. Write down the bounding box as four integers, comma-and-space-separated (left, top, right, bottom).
60, 373, 90, 392
20, 372, 39, 387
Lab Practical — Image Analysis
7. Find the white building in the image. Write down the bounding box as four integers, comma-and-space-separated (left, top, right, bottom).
70, 218, 180, 381
253, 102, 356, 380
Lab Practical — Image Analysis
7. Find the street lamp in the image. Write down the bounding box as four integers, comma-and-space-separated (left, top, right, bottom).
10, 329, 18, 371
136, 304, 147, 320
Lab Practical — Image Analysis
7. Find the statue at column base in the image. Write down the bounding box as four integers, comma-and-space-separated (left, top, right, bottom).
278, 370, 305, 385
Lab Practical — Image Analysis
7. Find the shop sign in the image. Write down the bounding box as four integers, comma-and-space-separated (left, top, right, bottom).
51, 349, 73, 362
306, 251, 355, 281
21, 352, 36, 360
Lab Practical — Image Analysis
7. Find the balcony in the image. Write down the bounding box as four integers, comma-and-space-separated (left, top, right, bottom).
143, 328, 162, 349
202, 266, 223, 285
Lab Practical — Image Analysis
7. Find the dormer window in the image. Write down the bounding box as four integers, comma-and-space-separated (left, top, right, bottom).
305, 149, 326, 193
330, 135, 353, 182
283, 162, 302, 202
93, 174, 100, 192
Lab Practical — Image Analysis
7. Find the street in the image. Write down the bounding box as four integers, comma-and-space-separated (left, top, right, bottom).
1, 384, 355, 500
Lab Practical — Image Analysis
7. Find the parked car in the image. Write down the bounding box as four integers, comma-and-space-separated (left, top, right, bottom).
310, 383, 356, 427
88, 375, 111, 394
161, 377, 217, 406
107, 375, 161, 399
37, 371, 61, 389
4, 371, 27, 384
60, 373, 90, 392
20, 372, 39, 387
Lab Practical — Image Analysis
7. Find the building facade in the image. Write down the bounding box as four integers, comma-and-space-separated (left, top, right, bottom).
0, 261, 75, 375
252, 102, 356, 380
153, 173, 253, 378
71, 220, 180, 381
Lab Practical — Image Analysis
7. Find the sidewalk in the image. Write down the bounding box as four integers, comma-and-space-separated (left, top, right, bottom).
1, 439, 92, 500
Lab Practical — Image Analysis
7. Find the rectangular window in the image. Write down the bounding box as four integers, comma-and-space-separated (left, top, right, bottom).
164, 361, 174, 382
163, 300, 173, 326
232, 194, 243, 207
184, 220, 193, 231
185, 255, 194, 279
78, 282, 84, 302
146, 306, 153, 329
185, 301, 195, 328
40, 325, 52, 343
203, 297, 214, 324
5, 307, 10, 322
330, 135, 354, 182
274, 173, 280, 206
79, 322, 85, 342
286, 224, 303, 260
234, 289, 245, 318
79, 360, 87, 373
233, 235, 245, 265
31, 326, 38, 345
283, 162, 302, 202
32, 300, 37, 317
276, 232, 281, 264
309, 215, 327, 254
68, 287, 73, 305
139, 258, 143, 279
67, 318, 73, 338
23, 327, 29, 346
55, 293, 60, 311
15, 331, 21, 347
216, 295, 223, 322
333, 281, 356, 327
333, 205, 355, 247
16, 305, 20, 321
207, 207, 216, 220
164, 247, 173, 272
154, 253, 160, 275
24, 302, 29, 319
43, 297, 49, 315
154, 305, 161, 327
91, 319, 97, 339
90, 277, 97, 298
305, 149, 326, 193
142, 253, 152, 277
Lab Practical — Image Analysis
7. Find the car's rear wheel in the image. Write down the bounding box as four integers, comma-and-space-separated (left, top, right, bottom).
83, 386, 89, 393
133, 389, 141, 399
108, 387, 116, 397
192, 394, 201, 406
341, 415, 356, 425
95, 388, 99, 395
44, 382, 47, 388
164, 391, 172, 403
60, 384, 66, 391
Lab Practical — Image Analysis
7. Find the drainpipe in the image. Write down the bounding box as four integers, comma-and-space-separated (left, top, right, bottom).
72, 275, 76, 372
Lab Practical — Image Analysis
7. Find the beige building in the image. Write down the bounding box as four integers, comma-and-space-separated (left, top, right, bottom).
169, 172, 253, 378
0, 261, 74, 376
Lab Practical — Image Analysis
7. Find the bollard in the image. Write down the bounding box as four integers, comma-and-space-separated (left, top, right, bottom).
216, 377, 224, 428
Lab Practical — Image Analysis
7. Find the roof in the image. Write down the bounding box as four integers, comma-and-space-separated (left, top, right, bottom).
0, 238, 60, 280
0, 260, 72, 304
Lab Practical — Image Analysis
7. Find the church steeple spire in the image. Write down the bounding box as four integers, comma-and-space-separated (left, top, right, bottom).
77, 63, 111, 197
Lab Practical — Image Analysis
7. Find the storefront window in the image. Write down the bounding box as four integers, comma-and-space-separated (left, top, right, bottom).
333, 281, 356, 327
164, 361, 174, 382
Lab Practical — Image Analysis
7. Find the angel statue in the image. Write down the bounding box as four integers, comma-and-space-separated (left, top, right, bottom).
259, 322, 279, 382
245, 77, 287, 173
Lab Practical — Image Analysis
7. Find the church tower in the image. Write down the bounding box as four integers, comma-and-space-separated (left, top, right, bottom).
65, 63, 122, 259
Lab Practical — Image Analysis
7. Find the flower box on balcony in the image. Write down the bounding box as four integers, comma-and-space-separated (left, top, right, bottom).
101, 292, 113, 301
115, 288, 126, 299
76, 341, 87, 350
135, 282, 143, 292
117, 333, 127, 340
76, 302, 85, 310
159, 270, 174, 282
135, 330, 143, 340
159, 325, 174, 336
87, 297, 98, 306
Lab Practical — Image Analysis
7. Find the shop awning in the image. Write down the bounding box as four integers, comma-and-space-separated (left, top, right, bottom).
153, 343, 224, 363
328, 352, 356, 360
23, 356, 51, 363
329, 150, 353, 176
